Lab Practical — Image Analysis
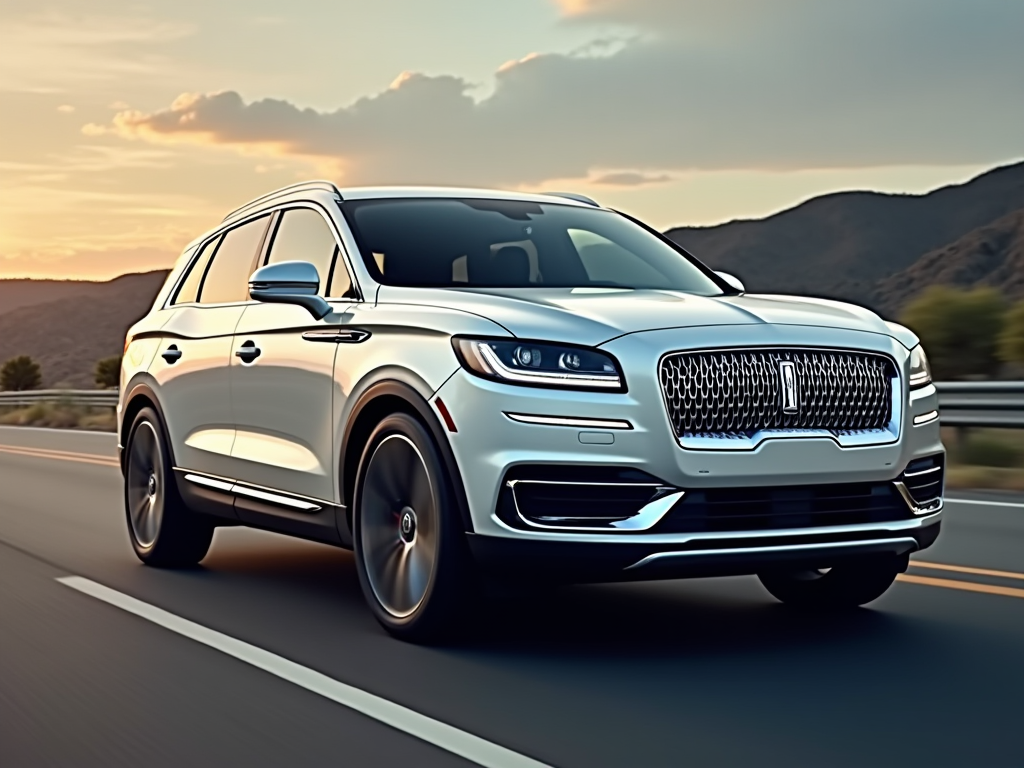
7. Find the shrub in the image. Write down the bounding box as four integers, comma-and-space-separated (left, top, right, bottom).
94, 356, 121, 389
954, 433, 1023, 468
901, 286, 1006, 379
1, 355, 42, 391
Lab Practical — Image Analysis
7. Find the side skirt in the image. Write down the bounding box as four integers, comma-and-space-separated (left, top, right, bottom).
173, 469, 350, 547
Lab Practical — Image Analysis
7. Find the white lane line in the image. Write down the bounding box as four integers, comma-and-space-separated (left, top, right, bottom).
946, 498, 1024, 509
58, 576, 552, 768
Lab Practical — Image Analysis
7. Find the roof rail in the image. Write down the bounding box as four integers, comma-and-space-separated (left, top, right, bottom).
542, 191, 600, 207
222, 180, 343, 223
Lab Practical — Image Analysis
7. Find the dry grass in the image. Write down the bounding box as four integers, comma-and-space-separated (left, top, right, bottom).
0, 403, 115, 431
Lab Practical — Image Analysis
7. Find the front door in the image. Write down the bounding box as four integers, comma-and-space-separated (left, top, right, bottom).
228, 205, 358, 504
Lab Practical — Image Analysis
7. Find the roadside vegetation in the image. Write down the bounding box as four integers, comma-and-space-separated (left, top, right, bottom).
901, 285, 1024, 378
0, 354, 117, 431
944, 427, 1024, 491
0, 402, 116, 431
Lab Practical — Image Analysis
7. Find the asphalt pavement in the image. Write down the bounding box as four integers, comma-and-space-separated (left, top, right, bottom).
1, 425, 1023, 767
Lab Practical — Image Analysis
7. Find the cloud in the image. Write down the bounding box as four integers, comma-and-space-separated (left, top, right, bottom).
590, 171, 672, 186
95, 0, 1024, 187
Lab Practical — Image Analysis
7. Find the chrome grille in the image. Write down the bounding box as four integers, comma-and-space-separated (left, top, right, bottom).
660, 348, 895, 437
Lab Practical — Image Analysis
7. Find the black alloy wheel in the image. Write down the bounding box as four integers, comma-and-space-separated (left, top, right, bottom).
124, 407, 214, 567
353, 412, 474, 642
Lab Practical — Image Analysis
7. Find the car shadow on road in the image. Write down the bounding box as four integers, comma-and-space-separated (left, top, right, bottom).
194, 529, 931, 664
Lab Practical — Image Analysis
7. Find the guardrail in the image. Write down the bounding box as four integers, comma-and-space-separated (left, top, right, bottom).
0, 389, 119, 408
0, 383, 1021, 428
935, 382, 1024, 428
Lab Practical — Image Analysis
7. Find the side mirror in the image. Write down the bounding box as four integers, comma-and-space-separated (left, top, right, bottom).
715, 271, 745, 293
248, 261, 331, 320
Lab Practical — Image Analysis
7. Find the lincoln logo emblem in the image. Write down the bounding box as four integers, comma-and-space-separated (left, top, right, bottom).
779, 361, 799, 414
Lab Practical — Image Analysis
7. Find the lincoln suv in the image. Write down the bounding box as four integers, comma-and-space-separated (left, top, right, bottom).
118, 181, 943, 641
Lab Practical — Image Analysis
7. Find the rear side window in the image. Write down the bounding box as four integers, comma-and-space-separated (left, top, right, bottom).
199, 215, 271, 305
265, 208, 343, 295
172, 236, 220, 305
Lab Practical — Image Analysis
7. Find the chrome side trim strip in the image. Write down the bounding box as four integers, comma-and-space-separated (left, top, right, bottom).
232, 485, 322, 511
625, 537, 921, 570
504, 412, 633, 430
506, 479, 681, 532
180, 471, 324, 512
183, 473, 234, 493
913, 410, 939, 426
894, 481, 943, 516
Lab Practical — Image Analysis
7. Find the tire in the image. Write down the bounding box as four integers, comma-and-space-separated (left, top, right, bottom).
124, 407, 214, 567
352, 412, 474, 642
758, 556, 903, 609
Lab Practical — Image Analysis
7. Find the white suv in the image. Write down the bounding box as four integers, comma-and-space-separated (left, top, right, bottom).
119, 181, 944, 641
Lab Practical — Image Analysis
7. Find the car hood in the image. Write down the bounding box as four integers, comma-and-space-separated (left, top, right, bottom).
377, 286, 901, 348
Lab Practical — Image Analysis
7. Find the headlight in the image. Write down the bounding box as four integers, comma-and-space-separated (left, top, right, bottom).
452, 337, 626, 392
909, 345, 932, 389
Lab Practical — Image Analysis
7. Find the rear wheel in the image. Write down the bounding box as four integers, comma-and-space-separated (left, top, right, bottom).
353, 412, 474, 642
758, 556, 903, 609
124, 407, 213, 567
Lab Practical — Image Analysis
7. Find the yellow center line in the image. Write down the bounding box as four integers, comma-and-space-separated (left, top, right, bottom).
898, 573, 1024, 600
0, 444, 119, 468
911, 560, 1024, 582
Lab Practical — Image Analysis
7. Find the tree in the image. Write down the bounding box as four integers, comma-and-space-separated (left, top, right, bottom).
998, 301, 1024, 366
1, 355, 43, 391
900, 286, 1006, 380
94, 356, 121, 389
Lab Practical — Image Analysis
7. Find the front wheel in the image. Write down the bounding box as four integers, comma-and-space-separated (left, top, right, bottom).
758, 556, 903, 609
353, 412, 474, 643
124, 407, 213, 567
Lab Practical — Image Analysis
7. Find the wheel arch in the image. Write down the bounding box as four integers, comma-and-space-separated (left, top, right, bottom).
339, 379, 473, 536
119, 377, 175, 474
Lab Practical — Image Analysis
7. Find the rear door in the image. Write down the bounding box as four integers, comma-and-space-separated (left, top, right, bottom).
154, 214, 271, 480
229, 205, 358, 505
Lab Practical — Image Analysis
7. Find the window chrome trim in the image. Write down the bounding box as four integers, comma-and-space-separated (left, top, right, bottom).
625, 537, 921, 570
503, 413, 633, 430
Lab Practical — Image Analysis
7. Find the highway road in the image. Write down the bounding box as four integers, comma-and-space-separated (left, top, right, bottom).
2, 426, 1023, 767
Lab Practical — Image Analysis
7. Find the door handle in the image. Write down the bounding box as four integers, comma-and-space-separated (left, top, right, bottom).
235, 341, 261, 363
161, 345, 182, 364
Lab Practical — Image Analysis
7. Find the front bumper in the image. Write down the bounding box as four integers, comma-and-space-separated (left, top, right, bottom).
468, 515, 941, 582
433, 327, 944, 574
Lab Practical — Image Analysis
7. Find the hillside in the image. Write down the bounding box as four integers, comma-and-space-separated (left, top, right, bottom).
0, 271, 168, 388
875, 207, 1024, 316
666, 161, 1024, 315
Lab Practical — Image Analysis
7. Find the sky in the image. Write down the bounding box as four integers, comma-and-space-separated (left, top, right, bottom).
1, 0, 1022, 280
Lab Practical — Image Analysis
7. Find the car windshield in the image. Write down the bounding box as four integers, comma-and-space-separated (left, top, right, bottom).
340, 198, 725, 294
